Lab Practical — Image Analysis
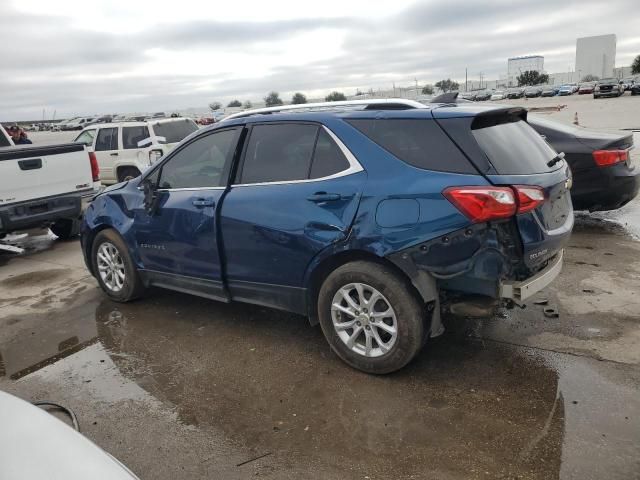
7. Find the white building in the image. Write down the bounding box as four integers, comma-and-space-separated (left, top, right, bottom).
507, 55, 544, 87
575, 34, 616, 80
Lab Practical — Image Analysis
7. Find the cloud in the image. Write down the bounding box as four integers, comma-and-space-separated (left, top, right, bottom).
1, 0, 638, 120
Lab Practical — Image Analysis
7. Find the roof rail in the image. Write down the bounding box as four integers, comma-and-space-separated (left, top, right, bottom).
221, 98, 426, 122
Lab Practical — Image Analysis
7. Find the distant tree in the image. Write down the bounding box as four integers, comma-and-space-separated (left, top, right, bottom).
227, 99, 242, 107
517, 70, 549, 86
291, 92, 307, 104
243, 100, 253, 109
632, 55, 640, 75
434, 79, 459, 92
355, 89, 364, 96
264, 91, 283, 107
208, 102, 222, 111
581, 74, 599, 82
325, 91, 347, 102
421, 84, 434, 95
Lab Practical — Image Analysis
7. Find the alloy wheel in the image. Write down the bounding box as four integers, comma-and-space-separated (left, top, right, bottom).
96, 242, 126, 292
331, 283, 398, 357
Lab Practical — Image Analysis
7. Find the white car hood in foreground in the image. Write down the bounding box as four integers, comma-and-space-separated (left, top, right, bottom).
0, 390, 138, 479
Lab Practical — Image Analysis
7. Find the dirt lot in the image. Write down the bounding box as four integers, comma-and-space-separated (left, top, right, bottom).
2, 94, 640, 479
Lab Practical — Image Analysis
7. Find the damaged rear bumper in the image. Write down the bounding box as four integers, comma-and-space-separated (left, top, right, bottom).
500, 250, 563, 301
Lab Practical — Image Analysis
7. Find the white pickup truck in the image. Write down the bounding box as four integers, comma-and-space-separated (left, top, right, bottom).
0, 126, 100, 239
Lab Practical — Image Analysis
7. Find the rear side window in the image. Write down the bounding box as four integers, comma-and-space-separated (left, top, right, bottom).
152, 119, 198, 143
472, 118, 559, 174
122, 126, 150, 149
95, 127, 118, 151
309, 129, 350, 179
346, 119, 474, 173
240, 124, 318, 184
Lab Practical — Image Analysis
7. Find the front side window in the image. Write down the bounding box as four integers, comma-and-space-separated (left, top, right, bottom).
94, 127, 118, 151
158, 128, 239, 189
74, 129, 96, 146
240, 123, 318, 184
122, 126, 151, 149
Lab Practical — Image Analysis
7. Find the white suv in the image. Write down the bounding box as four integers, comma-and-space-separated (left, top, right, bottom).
74, 117, 199, 184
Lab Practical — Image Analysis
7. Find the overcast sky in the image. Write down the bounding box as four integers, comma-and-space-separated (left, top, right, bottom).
2, 0, 638, 120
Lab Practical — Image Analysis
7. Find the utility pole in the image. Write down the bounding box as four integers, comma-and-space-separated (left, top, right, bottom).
415, 77, 418, 98
465, 68, 468, 92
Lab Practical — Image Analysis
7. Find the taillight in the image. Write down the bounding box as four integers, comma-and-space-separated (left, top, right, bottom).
592, 149, 629, 167
513, 185, 546, 213
89, 151, 100, 181
443, 186, 516, 223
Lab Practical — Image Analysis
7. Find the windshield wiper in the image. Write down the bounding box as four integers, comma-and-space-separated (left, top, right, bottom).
547, 152, 565, 168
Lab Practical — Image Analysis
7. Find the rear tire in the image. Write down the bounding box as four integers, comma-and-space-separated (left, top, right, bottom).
117, 167, 141, 183
91, 229, 145, 302
50, 218, 80, 240
317, 261, 426, 374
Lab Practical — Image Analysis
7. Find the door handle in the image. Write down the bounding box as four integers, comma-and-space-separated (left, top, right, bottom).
307, 192, 341, 203
192, 198, 215, 208
110, 153, 119, 156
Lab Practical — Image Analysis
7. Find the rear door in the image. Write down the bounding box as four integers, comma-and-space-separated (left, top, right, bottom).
132, 127, 241, 299
120, 124, 152, 173
436, 110, 573, 270
220, 122, 366, 313
93, 127, 119, 183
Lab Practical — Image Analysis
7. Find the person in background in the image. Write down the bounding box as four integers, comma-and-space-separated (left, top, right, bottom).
8, 126, 32, 145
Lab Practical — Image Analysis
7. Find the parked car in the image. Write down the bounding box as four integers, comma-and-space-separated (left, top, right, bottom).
630, 83, 640, 96
621, 78, 636, 91
474, 91, 492, 101
0, 124, 100, 239
524, 86, 542, 98
506, 88, 524, 99
594, 78, 624, 98
0, 390, 139, 479
528, 116, 639, 211
557, 85, 573, 96
63, 117, 96, 131
74, 117, 198, 185
81, 99, 572, 374
460, 92, 477, 101
541, 86, 556, 97
578, 82, 595, 94
490, 90, 507, 100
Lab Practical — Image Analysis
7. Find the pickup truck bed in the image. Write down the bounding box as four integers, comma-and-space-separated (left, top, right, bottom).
0, 141, 97, 238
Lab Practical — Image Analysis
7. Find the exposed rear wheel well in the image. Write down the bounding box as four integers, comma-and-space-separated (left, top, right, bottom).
306, 250, 425, 325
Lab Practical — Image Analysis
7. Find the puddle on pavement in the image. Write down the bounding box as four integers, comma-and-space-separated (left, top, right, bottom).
2, 291, 638, 479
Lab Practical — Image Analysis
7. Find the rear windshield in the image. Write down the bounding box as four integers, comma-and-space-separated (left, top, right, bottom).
346, 118, 475, 174
472, 118, 560, 174
151, 119, 198, 143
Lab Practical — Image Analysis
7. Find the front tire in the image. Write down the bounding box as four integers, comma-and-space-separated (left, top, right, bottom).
50, 218, 81, 240
91, 229, 145, 302
317, 261, 426, 374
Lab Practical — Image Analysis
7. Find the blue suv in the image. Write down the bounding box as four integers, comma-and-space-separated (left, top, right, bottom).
81, 100, 573, 373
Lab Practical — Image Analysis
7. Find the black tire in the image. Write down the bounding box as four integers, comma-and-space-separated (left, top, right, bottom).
117, 167, 141, 183
91, 229, 145, 302
50, 218, 81, 240
317, 261, 426, 374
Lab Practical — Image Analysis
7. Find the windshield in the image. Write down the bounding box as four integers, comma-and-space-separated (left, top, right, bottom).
151, 119, 198, 143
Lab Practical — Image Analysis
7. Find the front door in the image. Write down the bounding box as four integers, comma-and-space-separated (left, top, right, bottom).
132, 127, 242, 300
220, 122, 366, 313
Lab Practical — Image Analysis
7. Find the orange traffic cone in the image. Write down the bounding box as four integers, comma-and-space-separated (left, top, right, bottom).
573, 112, 579, 125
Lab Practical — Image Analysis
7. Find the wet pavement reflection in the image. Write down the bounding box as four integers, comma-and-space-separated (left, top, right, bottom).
2, 287, 639, 479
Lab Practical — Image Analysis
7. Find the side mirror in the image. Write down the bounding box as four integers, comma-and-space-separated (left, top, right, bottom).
142, 178, 159, 214
137, 137, 153, 148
